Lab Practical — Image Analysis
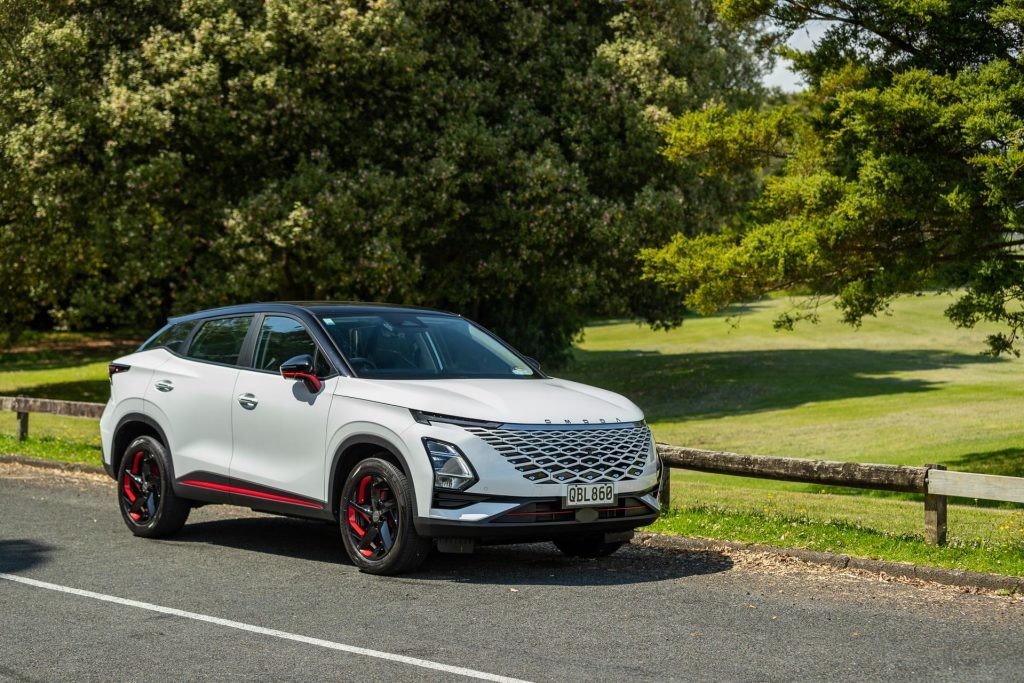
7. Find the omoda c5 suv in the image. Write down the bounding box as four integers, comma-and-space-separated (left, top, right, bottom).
100, 303, 663, 574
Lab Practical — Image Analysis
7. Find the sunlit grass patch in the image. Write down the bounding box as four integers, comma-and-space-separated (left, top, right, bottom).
649, 504, 1024, 577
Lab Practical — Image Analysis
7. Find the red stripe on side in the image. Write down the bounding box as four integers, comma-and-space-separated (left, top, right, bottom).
180, 480, 323, 509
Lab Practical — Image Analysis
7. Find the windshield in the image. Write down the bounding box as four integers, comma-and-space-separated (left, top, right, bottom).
318, 312, 539, 380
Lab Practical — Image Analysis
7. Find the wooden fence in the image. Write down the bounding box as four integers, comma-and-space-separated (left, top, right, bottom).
2, 395, 1022, 547
657, 444, 1024, 546
0, 396, 105, 441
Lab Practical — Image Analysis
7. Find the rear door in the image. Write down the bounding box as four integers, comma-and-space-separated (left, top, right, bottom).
229, 314, 337, 506
144, 315, 254, 483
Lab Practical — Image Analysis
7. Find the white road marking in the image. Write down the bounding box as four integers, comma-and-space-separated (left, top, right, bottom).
1, 572, 531, 683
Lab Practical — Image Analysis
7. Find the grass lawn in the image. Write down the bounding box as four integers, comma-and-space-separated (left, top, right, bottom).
0, 332, 136, 466
1, 303, 1023, 576
561, 293, 1024, 576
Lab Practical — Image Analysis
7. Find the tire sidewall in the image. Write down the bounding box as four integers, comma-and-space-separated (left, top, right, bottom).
117, 435, 175, 537
339, 457, 421, 574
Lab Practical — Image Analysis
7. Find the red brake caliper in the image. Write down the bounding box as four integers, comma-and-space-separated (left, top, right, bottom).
347, 476, 374, 557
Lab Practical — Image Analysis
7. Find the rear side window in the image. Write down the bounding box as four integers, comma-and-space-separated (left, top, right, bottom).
252, 316, 330, 375
141, 321, 196, 354
186, 316, 254, 366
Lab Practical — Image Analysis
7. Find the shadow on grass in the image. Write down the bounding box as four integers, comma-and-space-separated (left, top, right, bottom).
584, 301, 771, 330
5, 379, 111, 403
0, 343, 138, 373
950, 448, 1024, 478
564, 347, 1004, 422
174, 515, 730, 585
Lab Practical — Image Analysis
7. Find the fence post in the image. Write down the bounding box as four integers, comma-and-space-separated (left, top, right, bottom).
16, 395, 28, 444
924, 464, 947, 546
658, 457, 671, 514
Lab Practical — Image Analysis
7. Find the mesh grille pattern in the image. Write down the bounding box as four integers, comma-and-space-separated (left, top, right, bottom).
464, 423, 652, 484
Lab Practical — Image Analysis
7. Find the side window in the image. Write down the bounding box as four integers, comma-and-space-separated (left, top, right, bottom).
141, 320, 197, 354
253, 316, 330, 375
186, 316, 254, 365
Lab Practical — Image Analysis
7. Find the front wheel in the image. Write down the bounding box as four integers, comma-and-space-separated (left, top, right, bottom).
340, 457, 431, 575
554, 535, 625, 558
117, 435, 190, 538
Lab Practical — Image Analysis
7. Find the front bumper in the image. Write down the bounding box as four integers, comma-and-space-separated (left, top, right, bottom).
413, 487, 660, 543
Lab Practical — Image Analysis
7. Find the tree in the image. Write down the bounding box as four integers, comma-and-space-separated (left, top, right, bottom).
0, 0, 765, 361
641, 1, 1024, 355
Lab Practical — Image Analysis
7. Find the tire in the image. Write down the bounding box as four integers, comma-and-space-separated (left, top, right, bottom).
116, 435, 190, 538
339, 456, 431, 575
554, 535, 625, 558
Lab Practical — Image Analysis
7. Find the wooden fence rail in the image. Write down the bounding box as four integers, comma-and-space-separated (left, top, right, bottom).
1, 396, 1021, 548
656, 443, 1024, 547
0, 396, 105, 441
657, 445, 928, 492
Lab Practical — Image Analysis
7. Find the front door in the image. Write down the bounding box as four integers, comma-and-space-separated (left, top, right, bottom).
229, 315, 336, 507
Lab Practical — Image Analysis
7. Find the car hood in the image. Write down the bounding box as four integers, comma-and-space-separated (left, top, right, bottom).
332, 377, 644, 425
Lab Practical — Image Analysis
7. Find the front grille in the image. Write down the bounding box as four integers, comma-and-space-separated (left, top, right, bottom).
464, 422, 652, 485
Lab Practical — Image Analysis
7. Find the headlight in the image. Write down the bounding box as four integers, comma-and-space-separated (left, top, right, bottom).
423, 438, 478, 491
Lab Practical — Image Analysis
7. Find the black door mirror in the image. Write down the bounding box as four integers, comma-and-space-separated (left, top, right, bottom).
280, 354, 322, 393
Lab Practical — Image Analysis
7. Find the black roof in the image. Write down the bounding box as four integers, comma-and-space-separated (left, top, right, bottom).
168, 301, 458, 324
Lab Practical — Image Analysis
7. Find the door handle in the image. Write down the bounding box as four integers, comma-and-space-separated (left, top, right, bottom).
237, 393, 259, 409
154, 380, 174, 392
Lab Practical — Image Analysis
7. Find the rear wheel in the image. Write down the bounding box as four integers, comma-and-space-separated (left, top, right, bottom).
554, 535, 625, 558
117, 435, 190, 538
340, 456, 431, 575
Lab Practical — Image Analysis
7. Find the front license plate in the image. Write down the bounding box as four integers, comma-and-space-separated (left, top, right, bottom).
564, 483, 615, 508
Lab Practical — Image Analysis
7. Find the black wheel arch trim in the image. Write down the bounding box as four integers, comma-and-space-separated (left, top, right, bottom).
110, 413, 173, 480
329, 434, 418, 519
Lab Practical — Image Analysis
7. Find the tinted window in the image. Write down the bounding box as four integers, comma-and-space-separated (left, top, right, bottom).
186, 316, 253, 365
318, 313, 537, 380
141, 321, 196, 354
252, 316, 330, 374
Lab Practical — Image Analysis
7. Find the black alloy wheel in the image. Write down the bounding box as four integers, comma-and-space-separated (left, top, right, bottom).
340, 456, 430, 575
117, 435, 190, 537
346, 472, 399, 561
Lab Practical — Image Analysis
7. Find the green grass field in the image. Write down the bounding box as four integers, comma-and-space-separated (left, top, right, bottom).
1, 298, 1022, 576
560, 293, 1024, 575
0, 332, 136, 463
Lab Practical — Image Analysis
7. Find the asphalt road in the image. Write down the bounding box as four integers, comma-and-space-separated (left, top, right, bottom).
1, 464, 1021, 682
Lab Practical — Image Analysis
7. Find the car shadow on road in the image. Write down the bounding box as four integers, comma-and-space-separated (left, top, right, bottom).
173, 516, 349, 565
416, 542, 733, 586
172, 514, 731, 585
0, 539, 52, 573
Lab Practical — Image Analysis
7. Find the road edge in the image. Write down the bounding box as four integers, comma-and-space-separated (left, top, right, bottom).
634, 531, 1024, 593
0, 454, 105, 475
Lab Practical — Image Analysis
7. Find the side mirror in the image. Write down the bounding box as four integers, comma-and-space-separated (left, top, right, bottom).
524, 356, 541, 371
280, 354, 322, 393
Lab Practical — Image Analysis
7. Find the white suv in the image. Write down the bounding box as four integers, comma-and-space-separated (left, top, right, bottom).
100, 303, 662, 574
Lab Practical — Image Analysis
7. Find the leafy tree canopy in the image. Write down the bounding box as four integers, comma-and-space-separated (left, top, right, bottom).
641, 0, 1024, 355
0, 0, 764, 363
